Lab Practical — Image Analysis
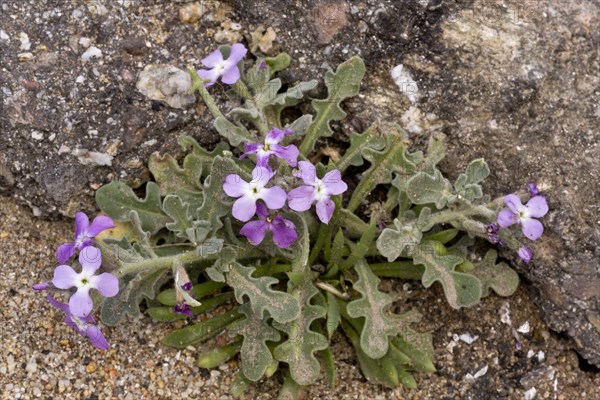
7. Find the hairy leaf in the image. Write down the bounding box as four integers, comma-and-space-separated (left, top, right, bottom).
347, 259, 398, 358
229, 304, 281, 381
148, 152, 203, 211
268, 80, 318, 113
96, 181, 170, 234
406, 169, 453, 209
163, 195, 212, 243
335, 125, 386, 172
326, 291, 341, 339
273, 272, 328, 386
299, 57, 365, 155
265, 53, 291, 75
227, 262, 301, 324
376, 211, 425, 262
472, 249, 519, 297
413, 241, 482, 309
214, 117, 253, 147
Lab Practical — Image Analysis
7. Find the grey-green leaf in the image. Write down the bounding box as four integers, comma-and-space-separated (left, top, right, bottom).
347, 259, 398, 358
214, 117, 253, 147
406, 169, 452, 209
229, 304, 281, 381
472, 249, 519, 297
96, 181, 170, 235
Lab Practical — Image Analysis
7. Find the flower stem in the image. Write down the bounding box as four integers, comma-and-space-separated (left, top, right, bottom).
189, 68, 225, 120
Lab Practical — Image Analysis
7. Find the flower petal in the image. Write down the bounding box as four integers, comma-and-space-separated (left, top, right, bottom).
79, 246, 102, 274
52, 265, 79, 289
295, 161, 317, 184
521, 218, 544, 241
288, 186, 315, 211
322, 169, 347, 195
69, 288, 93, 317
221, 65, 241, 85
315, 197, 335, 224
504, 194, 525, 214
87, 216, 115, 237
201, 48, 225, 68
271, 217, 297, 249
265, 128, 287, 144
255, 202, 269, 219
223, 174, 248, 198
74, 212, 90, 241
518, 247, 533, 264
32, 282, 49, 291
56, 242, 76, 264
497, 209, 518, 228
47, 295, 70, 314
91, 273, 119, 298
227, 43, 248, 64
240, 220, 269, 245
85, 325, 110, 350
251, 166, 273, 188
232, 196, 257, 222
260, 186, 287, 210
526, 195, 548, 218
240, 142, 260, 159
197, 68, 221, 87
273, 144, 299, 167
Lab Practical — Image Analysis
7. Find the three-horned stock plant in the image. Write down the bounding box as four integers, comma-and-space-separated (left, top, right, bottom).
34, 43, 549, 398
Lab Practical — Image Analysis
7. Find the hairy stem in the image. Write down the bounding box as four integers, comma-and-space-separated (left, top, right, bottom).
189, 68, 225, 120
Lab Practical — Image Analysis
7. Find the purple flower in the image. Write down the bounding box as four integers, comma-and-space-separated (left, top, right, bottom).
240, 128, 299, 168
197, 43, 247, 87
56, 212, 115, 264
223, 166, 287, 222
173, 266, 201, 318
526, 182, 539, 196
240, 202, 297, 249
497, 194, 548, 241
32, 282, 50, 291
52, 247, 119, 317
486, 223, 500, 244
518, 247, 533, 264
47, 295, 109, 350
288, 161, 348, 224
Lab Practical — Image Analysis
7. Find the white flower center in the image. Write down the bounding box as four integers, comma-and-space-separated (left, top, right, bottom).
313, 179, 329, 201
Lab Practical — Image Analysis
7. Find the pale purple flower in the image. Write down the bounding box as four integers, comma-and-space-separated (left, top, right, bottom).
197, 43, 247, 87
32, 282, 50, 291
240, 128, 299, 168
240, 202, 297, 249
518, 247, 533, 264
173, 266, 201, 318
223, 166, 287, 222
497, 194, 548, 241
56, 212, 115, 264
47, 295, 109, 350
52, 247, 119, 317
526, 182, 539, 196
288, 161, 348, 224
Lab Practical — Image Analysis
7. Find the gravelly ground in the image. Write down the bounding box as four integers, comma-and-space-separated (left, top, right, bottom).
1, 196, 599, 399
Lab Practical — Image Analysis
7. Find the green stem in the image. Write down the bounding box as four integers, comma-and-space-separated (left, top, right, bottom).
231, 80, 270, 135
336, 208, 369, 238
369, 262, 424, 280
189, 68, 225, 120
278, 370, 305, 400
117, 250, 212, 277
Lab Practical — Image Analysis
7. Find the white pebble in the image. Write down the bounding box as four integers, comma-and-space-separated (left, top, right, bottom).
81, 46, 102, 61
25, 361, 37, 373
78, 37, 91, 48
19, 32, 31, 50
0, 29, 9, 41
75, 75, 85, 84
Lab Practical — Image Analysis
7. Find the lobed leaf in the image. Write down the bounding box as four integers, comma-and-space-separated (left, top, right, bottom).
335, 125, 386, 173
472, 249, 519, 297
96, 181, 170, 235
299, 56, 365, 155
406, 169, 453, 209
347, 259, 399, 358
228, 303, 281, 381
413, 241, 482, 309
273, 272, 328, 386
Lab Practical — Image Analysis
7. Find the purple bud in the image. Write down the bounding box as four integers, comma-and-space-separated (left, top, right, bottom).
486, 223, 500, 244
174, 302, 194, 318
518, 247, 533, 264
181, 282, 193, 291
260, 60, 267, 69
32, 282, 49, 291
526, 182, 539, 196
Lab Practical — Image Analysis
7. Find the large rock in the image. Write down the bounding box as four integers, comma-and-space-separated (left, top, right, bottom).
0, 0, 598, 364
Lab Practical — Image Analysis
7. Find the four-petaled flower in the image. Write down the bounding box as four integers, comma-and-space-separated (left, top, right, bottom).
223, 166, 287, 222
240, 202, 297, 249
47, 295, 109, 350
52, 247, 119, 317
518, 247, 533, 264
197, 43, 247, 87
497, 194, 548, 241
288, 161, 348, 224
241, 128, 299, 168
173, 266, 201, 318
56, 212, 115, 264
